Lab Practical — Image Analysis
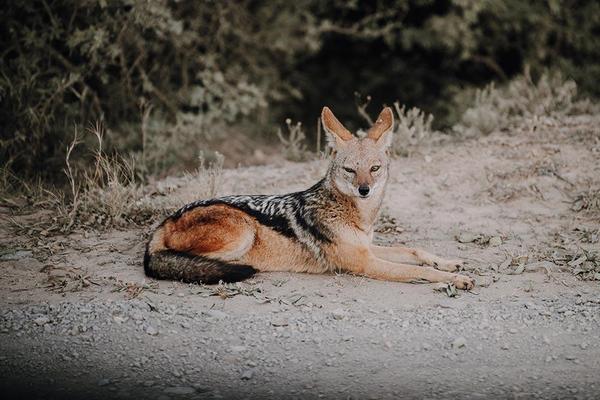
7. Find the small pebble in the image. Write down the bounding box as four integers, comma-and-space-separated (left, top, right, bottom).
241, 369, 254, 380
145, 325, 159, 336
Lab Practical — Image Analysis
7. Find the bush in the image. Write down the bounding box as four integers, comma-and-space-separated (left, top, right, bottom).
1, 1, 599, 182
391, 103, 434, 156
0, 1, 311, 179
456, 70, 577, 136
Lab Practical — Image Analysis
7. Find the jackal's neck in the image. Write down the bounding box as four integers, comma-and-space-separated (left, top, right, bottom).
321, 168, 385, 232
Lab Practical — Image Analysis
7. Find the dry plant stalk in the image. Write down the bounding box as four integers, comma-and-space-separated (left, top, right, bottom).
63, 128, 81, 231
277, 118, 309, 161
392, 102, 434, 156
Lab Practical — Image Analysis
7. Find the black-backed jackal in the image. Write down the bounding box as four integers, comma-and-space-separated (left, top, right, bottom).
144, 107, 475, 290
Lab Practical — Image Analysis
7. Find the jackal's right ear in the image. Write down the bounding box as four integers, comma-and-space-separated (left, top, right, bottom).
321, 106, 354, 147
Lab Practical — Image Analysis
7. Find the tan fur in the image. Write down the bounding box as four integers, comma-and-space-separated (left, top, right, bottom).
146, 106, 475, 290
241, 224, 324, 274
321, 106, 354, 141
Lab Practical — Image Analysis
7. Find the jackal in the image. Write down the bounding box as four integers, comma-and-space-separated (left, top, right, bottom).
144, 107, 474, 290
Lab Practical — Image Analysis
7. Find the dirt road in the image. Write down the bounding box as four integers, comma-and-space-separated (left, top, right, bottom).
1, 114, 599, 399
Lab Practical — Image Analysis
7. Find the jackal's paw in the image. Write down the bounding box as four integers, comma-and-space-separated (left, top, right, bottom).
451, 274, 475, 290
433, 259, 463, 272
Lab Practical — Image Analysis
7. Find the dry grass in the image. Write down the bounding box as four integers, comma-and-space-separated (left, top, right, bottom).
456, 69, 578, 137
3, 122, 226, 235
65, 125, 226, 231
40, 265, 100, 293
354, 96, 435, 157
571, 186, 600, 215
391, 102, 435, 156
547, 248, 600, 281
276, 118, 310, 161
110, 278, 159, 299
59, 123, 152, 230
0, 167, 53, 210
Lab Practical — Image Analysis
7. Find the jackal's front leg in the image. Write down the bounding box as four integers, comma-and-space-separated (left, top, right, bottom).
367, 258, 474, 289
333, 246, 474, 289
370, 245, 463, 272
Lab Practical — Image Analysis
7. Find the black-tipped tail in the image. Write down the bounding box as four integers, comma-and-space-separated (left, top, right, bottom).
144, 248, 256, 284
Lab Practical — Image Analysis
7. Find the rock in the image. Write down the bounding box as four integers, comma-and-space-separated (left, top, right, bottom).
331, 309, 347, 320
0, 250, 33, 261
145, 325, 159, 336
131, 311, 144, 321
452, 336, 467, 349
230, 345, 247, 353
477, 276, 494, 288
203, 310, 229, 319
97, 378, 111, 386
34, 316, 49, 326
489, 236, 502, 247
241, 369, 254, 380
456, 233, 478, 243
163, 386, 196, 395
542, 335, 551, 344
270, 318, 289, 327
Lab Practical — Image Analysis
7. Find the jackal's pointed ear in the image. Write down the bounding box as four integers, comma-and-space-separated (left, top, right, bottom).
321, 106, 354, 147
367, 107, 394, 148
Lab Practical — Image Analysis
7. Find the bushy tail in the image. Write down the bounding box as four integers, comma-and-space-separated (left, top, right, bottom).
144, 248, 256, 284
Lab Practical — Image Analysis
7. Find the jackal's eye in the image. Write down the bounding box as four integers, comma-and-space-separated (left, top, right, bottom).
370, 165, 381, 172
343, 167, 355, 174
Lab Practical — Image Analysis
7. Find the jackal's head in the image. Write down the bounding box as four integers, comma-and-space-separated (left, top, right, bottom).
322, 106, 394, 199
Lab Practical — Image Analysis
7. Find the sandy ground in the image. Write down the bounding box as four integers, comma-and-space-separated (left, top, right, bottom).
1, 114, 599, 399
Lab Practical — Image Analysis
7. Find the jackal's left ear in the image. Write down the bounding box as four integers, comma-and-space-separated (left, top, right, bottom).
321, 106, 354, 147
367, 107, 394, 148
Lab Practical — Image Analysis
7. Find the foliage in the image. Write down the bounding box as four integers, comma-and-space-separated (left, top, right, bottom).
1, 0, 599, 182
456, 70, 577, 136
286, 0, 600, 130
0, 0, 311, 179
276, 119, 309, 161
391, 103, 434, 156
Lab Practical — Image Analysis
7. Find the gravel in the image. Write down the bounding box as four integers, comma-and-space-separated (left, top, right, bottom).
1, 287, 599, 399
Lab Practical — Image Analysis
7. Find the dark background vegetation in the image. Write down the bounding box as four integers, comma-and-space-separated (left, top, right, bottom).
1, 0, 599, 182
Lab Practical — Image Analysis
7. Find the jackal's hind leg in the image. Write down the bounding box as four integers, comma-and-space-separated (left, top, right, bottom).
162, 204, 256, 262
370, 245, 463, 272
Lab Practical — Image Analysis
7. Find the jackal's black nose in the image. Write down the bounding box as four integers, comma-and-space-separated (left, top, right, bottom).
358, 185, 370, 196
